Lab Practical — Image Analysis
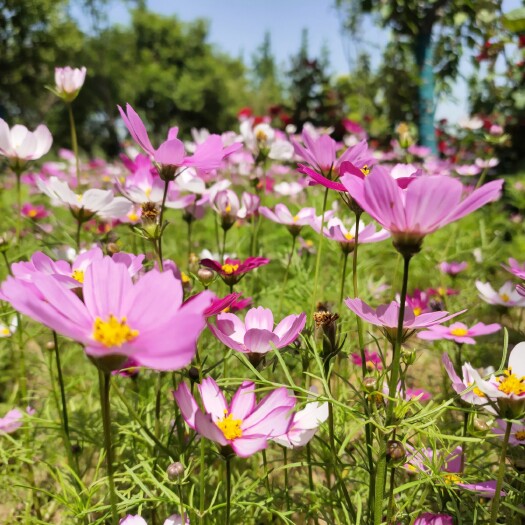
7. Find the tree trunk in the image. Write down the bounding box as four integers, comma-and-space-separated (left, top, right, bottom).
414, 32, 437, 154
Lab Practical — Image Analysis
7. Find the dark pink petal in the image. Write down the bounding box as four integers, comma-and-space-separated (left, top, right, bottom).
298, 164, 346, 191
154, 139, 185, 166
118, 104, 155, 156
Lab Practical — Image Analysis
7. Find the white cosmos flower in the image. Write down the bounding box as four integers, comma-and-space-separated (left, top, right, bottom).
37, 176, 131, 220
476, 281, 525, 307
0, 120, 52, 164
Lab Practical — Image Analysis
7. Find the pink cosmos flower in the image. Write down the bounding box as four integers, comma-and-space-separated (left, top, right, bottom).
438, 261, 468, 276
238, 192, 260, 220
54, 66, 87, 101
384, 382, 430, 402
119, 104, 238, 171
471, 342, 525, 418
1, 257, 214, 371
414, 513, 453, 525
11, 247, 143, 289
0, 409, 25, 433
209, 306, 306, 355
350, 349, 382, 370
442, 353, 494, 411
340, 168, 503, 254
120, 515, 187, 525
418, 321, 501, 345
476, 281, 525, 307
493, 419, 525, 446
313, 217, 389, 253
502, 258, 525, 280
297, 237, 316, 256
0, 120, 53, 166
272, 399, 328, 448
173, 378, 295, 457
204, 293, 253, 317
259, 204, 316, 236
455, 165, 482, 177
200, 257, 269, 287
344, 298, 465, 342
404, 289, 431, 316
21, 203, 49, 220
405, 445, 504, 498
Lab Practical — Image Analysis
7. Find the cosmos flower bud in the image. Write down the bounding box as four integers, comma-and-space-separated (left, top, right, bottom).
107, 243, 120, 255
313, 310, 342, 370
197, 267, 215, 287
167, 462, 184, 481
362, 376, 377, 392
386, 440, 406, 463
401, 348, 417, 366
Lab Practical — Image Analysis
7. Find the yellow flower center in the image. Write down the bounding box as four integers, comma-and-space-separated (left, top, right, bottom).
225, 203, 232, 213
216, 411, 243, 440
405, 464, 417, 472
221, 263, 239, 275
450, 327, 469, 337
514, 431, 525, 441
305, 240, 313, 247
443, 473, 461, 484
293, 215, 299, 222
72, 269, 84, 284
360, 165, 370, 176
144, 187, 152, 198
344, 232, 354, 241
256, 129, 268, 142
437, 287, 446, 296
0, 327, 11, 336
497, 369, 525, 396
93, 315, 139, 348
500, 293, 510, 302
468, 381, 486, 397
28, 209, 38, 218
181, 272, 190, 284
128, 212, 139, 222
413, 307, 422, 316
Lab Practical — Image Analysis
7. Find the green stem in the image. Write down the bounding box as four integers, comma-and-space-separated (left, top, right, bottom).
15, 172, 22, 243
177, 482, 186, 525
262, 449, 271, 495
187, 219, 193, 268
157, 180, 170, 270
199, 439, 206, 525
220, 228, 228, 261
283, 446, 290, 512
75, 218, 82, 250
475, 166, 489, 189
52, 332, 72, 445
489, 420, 511, 525
310, 187, 329, 318
99, 371, 118, 525
67, 103, 80, 186
374, 254, 411, 525
278, 234, 296, 316
338, 251, 349, 307
386, 466, 396, 524
225, 457, 232, 525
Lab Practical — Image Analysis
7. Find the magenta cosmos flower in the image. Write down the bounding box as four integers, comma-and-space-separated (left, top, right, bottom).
418, 321, 501, 345
1, 257, 214, 371
174, 378, 295, 457
350, 349, 382, 371
414, 513, 453, 525
200, 257, 269, 287
209, 306, 306, 355
21, 203, 49, 220
340, 168, 503, 255
344, 298, 465, 343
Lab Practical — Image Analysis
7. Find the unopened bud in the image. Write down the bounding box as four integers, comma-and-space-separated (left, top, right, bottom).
46, 341, 55, 351
386, 440, 406, 462
401, 348, 417, 366
167, 462, 184, 481
188, 367, 200, 383
362, 376, 377, 392
107, 243, 120, 255
474, 418, 490, 432
197, 268, 215, 286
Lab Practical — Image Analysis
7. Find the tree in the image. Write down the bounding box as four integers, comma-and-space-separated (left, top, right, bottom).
336, 0, 501, 153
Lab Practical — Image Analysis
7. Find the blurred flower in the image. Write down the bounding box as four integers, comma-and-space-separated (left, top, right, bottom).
119, 516, 188, 525
350, 349, 382, 370
0, 407, 33, 434
2, 257, 214, 372
0, 119, 52, 168
0, 316, 17, 338
54, 66, 87, 102
404, 289, 431, 316
438, 261, 468, 276
259, 204, 316, 237
418, 321, 501, 345
502, 258, 525, 280
238, 192, 260, 220
493, 419, 525, 446
297, 237, 316, 256
174, 378, 295, 457
414, 513, 453, 525
476, 281, 525, 307
209, 306, 306, 355
21, 203, 49, 220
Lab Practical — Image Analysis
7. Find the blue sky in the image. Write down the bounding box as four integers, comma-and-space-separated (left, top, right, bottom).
103, 0, 521, 123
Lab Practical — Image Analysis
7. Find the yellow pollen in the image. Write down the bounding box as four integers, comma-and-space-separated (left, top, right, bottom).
72, 269, 84, 284
216, 411, 243, 440
405, 464, 417, 472
344, 232, 354, 241
0, 327, 11, 336
221, 263, 239, 275
443, 473, 461, 484
468, 381, 486, 398
256, 130, 268, 142
437, 287, 446, 296
514, 431, 525, 441
28, 209, 38, 218
181, 272, 190, 284
497, 369, 525, 396
144, 187, 152, 198
305, 240, 313, 247
413, 307, 422, 316
360, 165, 370, 176
93, 315, 139, 348
293, 215, 299, 222
128, 212, 139, 222
500, 293, 510, 302
450, 327, 469, 337
225, 203, 232, 213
